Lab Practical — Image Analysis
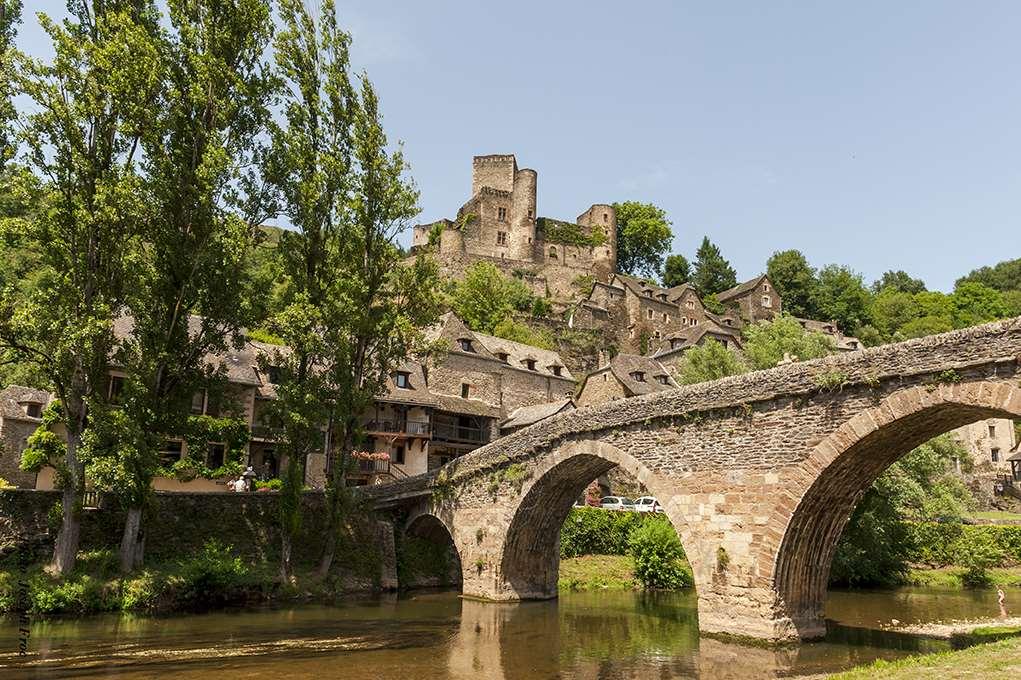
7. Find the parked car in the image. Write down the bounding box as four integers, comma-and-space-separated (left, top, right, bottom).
600, 496, 635, 511
634, 496, 665, 514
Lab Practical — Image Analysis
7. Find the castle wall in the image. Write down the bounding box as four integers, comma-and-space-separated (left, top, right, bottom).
510, 169, 537, 261
472, 155, 517, 196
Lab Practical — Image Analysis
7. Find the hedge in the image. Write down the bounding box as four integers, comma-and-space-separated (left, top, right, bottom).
560, 507, 681, 558
908, 523, 1021, 567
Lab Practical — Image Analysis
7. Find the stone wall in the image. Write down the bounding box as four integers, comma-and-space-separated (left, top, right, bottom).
0, 418, 39, 488
0, 489, 397, 590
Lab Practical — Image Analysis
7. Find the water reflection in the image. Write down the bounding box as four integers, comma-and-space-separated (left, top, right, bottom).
1, 587, 1017, 679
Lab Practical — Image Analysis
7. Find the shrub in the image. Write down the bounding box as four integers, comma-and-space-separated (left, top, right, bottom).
255, 478, 283, 491
628, 521, 690, 589
561, 507, 648, 557
956, 531, 1004, 588
176, 540, 250, 606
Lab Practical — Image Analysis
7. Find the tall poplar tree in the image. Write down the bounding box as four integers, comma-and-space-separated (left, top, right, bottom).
0, 0, 161, 575
101, 0, 275, 572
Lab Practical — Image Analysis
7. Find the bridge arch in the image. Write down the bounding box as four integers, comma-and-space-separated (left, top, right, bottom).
773, 380, 1021, 638
498, 440, 704, 600
401, 511, 464, 588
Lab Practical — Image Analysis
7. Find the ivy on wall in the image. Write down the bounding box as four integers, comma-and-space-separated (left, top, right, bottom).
538, 218, 607, 248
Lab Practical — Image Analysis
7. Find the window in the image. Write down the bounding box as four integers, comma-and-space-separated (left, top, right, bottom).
108, 376, 125, 404
527, 209, 533, 219
24, 402, 42, 418
191, 390, 206, 415
763, 283, 771, 292
992, 448, 1001, 463
525, 359, 537, 371
658, 293, 667, 301
691, 318, 698, 326
603, 213, 608, 223
496, 231, 507, 246
461, 383, 470, 398
644, 290, 652, 297
549, 247, 557, 260
206, 443, 225, 469
681, 317, 688, 326
656, 375, 669, 385
160, 440, 183, 467
602, 373, 608, 382
395, 371, 411, 389
989, 424, 997, 438
630, 371, 646, 382
266, 365, 283, 384
723, 319, 732, 326
647, 309, 653, 320
671, 340, 682, 350
662, 313, 668, 322
458, 338, 475, 353
395, 445, 406, 465
551, 365, 562, 377
497, 207, 507, 221
686, 300, 695, 309
497, 352, 509, 364
762, 295, 772, 308
721, 339, 728, 348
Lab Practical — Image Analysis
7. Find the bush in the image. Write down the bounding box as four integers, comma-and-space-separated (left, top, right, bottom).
628, 521, 690, 589
561, 507, 649, 557
255, 478, 283, 491
176, 540, 250, 606
956, 531, 1005, 587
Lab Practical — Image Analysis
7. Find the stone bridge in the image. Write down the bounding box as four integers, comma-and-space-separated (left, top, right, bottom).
366, 318, 1021, 642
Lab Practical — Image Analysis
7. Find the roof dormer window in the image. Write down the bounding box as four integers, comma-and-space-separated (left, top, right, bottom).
644, 290, 652, 297
497, 352, 509, 363
394, 371, 411, 389
655, 375, 669, 385
551, 365, 562, 377
24, 402, 42, 418
671, 339, 682, 350
630, 371, 646, 382
525, 359, 537, 371
458, 338, 475, 353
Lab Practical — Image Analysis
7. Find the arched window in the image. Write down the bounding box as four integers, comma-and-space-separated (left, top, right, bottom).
549, 247, 557, 260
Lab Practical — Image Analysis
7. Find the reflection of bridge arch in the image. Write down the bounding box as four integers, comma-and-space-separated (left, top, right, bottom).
773, 381, 1021, 638
370, 318, 1021, 642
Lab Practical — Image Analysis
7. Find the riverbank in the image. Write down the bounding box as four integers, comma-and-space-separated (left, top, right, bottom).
828, 636, 1021, 678
0, 542, 389, 617
558, 554, 692, 591
905, 566, 1021, 589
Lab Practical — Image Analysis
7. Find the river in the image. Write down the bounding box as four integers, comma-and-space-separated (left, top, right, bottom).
2, 587, 1016, 679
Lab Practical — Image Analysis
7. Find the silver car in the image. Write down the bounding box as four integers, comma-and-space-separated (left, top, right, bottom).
600, 496, 635, 511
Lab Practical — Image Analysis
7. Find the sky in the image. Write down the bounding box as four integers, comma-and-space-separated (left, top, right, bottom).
16, 1, 1021, 291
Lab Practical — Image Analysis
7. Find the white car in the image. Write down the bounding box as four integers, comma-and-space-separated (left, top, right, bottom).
600, 496, 635, 511
634, 496, 665, 514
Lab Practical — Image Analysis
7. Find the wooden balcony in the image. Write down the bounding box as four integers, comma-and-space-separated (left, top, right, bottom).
365, 419, 431, 438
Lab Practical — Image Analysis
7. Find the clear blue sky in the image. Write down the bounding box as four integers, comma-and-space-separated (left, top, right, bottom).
17, 1, 1021, 291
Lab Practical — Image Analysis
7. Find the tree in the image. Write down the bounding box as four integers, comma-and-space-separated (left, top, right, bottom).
950, 281, 1008, 329
315, 75, 442, 576
691, 236, 737, 296
956, 258, 1021, 293
869, 288, 919, 340
101, 0, 275, 573
810, 265, 873, 335
872, 270, 927, 295
661, 254, 691, 288
0, 0, 159, 576
612, 201, 673, 278
741, 315, 834, 370
674, 339, 747, 385
0, 0, 22, 168
261, 0, 358, 582
766, 250, 817, 318
451, 262, 535, 334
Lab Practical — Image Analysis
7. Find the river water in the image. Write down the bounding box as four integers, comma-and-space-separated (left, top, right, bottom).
1, 587, 1016, 679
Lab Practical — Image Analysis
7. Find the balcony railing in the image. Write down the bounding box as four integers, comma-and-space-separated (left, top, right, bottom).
354, 457, 390, 475
431, 421, 486, 444
365, 419, 431, 437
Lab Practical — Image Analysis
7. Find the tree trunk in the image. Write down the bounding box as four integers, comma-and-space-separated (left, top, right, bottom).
280, 533, 292, 584
119, 505, 143, 573
48, 434, 84, 577
317, 426, 350, 577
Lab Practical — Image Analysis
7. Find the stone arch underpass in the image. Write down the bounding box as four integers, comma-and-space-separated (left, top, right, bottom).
367, 318, 1021, 642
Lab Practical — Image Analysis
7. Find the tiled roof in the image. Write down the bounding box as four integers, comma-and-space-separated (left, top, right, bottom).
716, 275, 768, 303
606, 354, 678, 396
501, 399, 574, 431
474, 333, 574, 381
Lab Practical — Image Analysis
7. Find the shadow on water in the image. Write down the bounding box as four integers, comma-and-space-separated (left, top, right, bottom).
3, 586, 1018, 679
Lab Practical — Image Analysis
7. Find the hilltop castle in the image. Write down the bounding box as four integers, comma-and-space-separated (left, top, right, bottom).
411, 154, 617, 297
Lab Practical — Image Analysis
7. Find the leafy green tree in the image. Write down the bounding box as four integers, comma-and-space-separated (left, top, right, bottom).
950, 281, 1008, 328
872, 270, 927, 295
691, 236, 737, 296
315, 75, 442, 576
766, 250, 817, 318
0, 0, 22, 167
674, 338, 747, 385
612, 201, 673, 278
629, 520, 689, 589
261, 0, 358, 581
103, 0, 275, 574
1004, 290, 1021, 317
956, 258, 1021, 293
741, 315, 833, 370
810, 265, 873, 335
451, 262, 536, 334
491, 317, 554, 349
869, 288, 918, 340
661, 254, 691, 288
0, 0, 159, 576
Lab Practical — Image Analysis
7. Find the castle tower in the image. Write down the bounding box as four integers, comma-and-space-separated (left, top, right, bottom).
470, 155, 537, 262
577, 203, 618, 280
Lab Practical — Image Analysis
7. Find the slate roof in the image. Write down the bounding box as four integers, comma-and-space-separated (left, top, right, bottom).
501, 399, 575, 431
716, 275, 768, 303
474, 333, 574, 381
0, 385, 54, 422
599, 354, 678, 397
